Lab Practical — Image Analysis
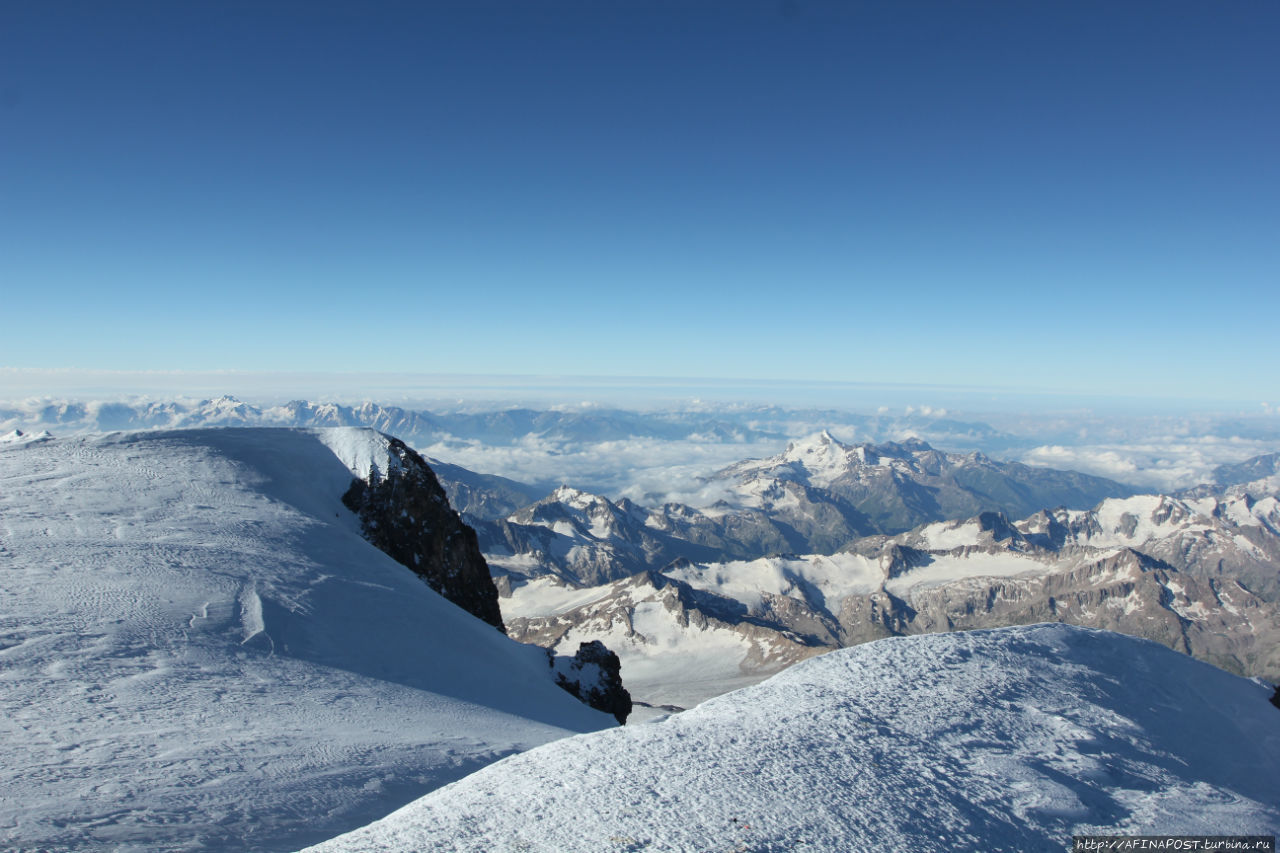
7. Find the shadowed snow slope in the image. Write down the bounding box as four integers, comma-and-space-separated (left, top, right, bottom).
0, 428, 613, 853
302, 624, 1280, 853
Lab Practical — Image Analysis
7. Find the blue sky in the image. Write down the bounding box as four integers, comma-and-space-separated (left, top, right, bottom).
2, 1, 1277, 404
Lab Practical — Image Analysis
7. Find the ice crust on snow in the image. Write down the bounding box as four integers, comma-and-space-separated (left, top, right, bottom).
0, 428, 614, 852
301, 623, 1280, 853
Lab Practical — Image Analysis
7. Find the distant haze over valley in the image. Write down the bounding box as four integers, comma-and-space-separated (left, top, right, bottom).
4, 389, 1279, 497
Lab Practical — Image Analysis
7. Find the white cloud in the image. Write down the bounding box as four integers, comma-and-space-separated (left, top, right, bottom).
422, 435, 787, 506
1021, 435, 1280, 492
429, 426, 1280, 507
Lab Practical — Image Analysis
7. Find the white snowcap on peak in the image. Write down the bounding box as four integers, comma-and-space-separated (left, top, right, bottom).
779, 429, 855, 478
785, 429, 839, 452
550, 485, 607, 509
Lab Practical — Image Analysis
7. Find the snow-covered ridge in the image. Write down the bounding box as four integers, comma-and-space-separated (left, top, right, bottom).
0, 428, 614, 852
301, 624, 1280, 852
317, 426, 408, 483
504, 567, 827, 709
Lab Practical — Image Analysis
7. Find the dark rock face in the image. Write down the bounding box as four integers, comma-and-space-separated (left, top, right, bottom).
341, 436, 506, 632
550, 641, 632, 725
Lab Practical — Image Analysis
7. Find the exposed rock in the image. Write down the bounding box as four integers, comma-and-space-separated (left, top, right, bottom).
550, 641, 632, 725
1038, 494, 1280, 601
476, 488, 727, 586
506, 531, 1280, 689
341, 435, 506, 631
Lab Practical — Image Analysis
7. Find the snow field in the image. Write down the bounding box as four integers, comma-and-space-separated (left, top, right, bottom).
301, 624, 1280, 853
0, 429, 614, 852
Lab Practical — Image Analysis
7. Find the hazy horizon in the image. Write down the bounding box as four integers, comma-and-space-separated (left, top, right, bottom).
5, 374, 1279, 500
4, 367, 1276, 417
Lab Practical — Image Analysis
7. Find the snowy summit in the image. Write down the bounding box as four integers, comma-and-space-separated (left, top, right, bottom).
0, 428, 616, 852
303, 623, 1279, 853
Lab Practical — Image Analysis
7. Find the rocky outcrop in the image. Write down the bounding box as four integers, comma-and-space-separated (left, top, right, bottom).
884, 548, 1280, 680
550, 641, 632, 725
341, 435, 506, 631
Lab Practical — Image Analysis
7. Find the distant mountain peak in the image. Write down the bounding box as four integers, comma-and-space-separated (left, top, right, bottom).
550, 484, 600, 506
779, 430, 854, 475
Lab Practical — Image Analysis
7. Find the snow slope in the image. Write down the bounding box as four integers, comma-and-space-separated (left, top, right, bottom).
0, 428, 614, 853
303, 623, 1280, 853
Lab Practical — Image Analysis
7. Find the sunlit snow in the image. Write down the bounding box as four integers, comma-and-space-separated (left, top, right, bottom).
0, 429, 613, 852
301, 624, 1280, 852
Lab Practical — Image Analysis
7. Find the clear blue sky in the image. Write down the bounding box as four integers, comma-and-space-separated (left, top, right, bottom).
2, 1, 1276, 403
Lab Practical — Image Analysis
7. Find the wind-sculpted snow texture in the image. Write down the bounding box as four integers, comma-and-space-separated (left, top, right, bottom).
300, 624, 1280, 853
0, 428, 614, 853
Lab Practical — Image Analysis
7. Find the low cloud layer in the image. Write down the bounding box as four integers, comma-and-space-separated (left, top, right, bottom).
423, 435, 785, 506
431, 426, 1280, 507
4, 394, 1278, 507
1021, 435, 1280, 493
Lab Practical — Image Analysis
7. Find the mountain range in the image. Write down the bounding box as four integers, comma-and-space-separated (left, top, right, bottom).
0, 396, 785, 450
476, 431, 1139, 586
488, 438, 1280, 708
1, 396, 1014, 453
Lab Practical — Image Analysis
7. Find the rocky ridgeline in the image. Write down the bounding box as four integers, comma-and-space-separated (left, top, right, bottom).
339, 433, 634, 721
340, 435, 507, 631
